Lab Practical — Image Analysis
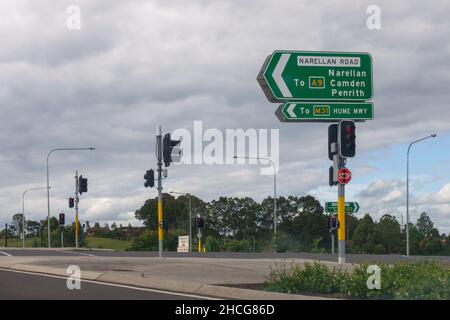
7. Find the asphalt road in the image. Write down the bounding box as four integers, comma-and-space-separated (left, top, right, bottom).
1, 248, 450, 265
0, 269, 206, 300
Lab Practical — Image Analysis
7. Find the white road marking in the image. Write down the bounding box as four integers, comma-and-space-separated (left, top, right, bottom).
0, 268, 219, 300
55, 250, 95, 257
0, 251, 12, 256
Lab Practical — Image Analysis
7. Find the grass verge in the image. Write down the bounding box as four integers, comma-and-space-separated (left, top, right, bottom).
85, 237, 132, 251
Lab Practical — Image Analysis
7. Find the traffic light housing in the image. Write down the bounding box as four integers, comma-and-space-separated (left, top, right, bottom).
59, 213, 65, 226
329, 166, 338, 186
339, 120, 356, 158
163, 133, 181, 167
78, 175, 88, 194
330, 214, 338, 231
328, 124, 338, 161
144, 169, 155, 188
68, 197, 74, 208
196, 217, 204, 229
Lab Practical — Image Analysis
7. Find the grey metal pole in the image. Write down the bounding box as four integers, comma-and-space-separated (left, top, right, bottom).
406, 146, 410, 257
331, 232, 335, 255
61, 230, 64, 248
273, 162, 277, 253
189, 196, 192, 253
170, 191, 193, 252
46, 151, 52, 248
233, 156, 277, 251
338, 182, 345, 264
406, 134, 436, 257
23, 187, 50, 248
46, 147, 95, 248
75, 170, 79, 249
156, 125, 163, 258
22, 194, 25, 249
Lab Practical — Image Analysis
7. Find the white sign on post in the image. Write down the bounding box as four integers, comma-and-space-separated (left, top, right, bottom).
177, 235, 189, 253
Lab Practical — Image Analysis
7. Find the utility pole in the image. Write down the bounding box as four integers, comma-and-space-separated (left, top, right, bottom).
4, 224, 7, 247
75, 170, 79, 249
156, 125, 164, 258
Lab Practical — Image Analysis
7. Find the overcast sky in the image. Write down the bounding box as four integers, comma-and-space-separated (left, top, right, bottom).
1, 0, 450, 233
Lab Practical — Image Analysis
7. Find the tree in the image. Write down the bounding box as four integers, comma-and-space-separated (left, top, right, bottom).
351, 214, 381, 253
135, 193, 188, 231
416, 212, 434, 238
375, 214, 401, 253
400, 223, 422, 255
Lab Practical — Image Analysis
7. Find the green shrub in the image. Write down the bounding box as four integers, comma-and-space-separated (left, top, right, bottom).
205, 236, 220, 252
265, 260, 450, 299
223, 239, 252, 252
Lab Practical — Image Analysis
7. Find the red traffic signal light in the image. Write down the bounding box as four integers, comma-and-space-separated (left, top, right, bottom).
59, 213, 65, 225
196, 217, 204, 229
330, 215, 338, 230
339, 120, 356, 158
68, 197, 74, 208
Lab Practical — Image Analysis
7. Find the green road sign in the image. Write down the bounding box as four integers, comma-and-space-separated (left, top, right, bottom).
275, 102, 373, 122
258, 51, 373, 102
325, 202, 360, 214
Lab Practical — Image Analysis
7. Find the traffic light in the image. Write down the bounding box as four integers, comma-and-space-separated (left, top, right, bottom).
339, 120, 356, 158
68, 197, 74, 208
163, 133, 182, 167
328, 124, 338, 161
329, 166, 338, 186
330, 214, 338, 231
196, 217, 204, 229
59, 213, 65, 226
78, 175, 88, 194
144, 169, 155, 188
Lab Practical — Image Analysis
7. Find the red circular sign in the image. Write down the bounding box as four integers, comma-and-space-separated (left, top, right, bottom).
337, 168, 352, 184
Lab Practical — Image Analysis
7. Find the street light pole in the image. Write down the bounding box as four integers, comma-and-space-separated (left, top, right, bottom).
22, 186, 51, 248
46, 147, 95, 248
170, 191, 192, 252
234, 155, 277, 252
406, 134, 436, 256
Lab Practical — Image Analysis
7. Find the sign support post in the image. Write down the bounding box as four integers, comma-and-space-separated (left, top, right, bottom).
331, 232, 335, 255
338, 180, 345, 264
156, 125, 164, 258
74, 171, 79, 249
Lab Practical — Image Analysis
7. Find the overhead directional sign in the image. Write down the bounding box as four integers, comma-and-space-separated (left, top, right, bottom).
257, 51, 373, 102
325, 202, 359, 214
275, 102, 373, 122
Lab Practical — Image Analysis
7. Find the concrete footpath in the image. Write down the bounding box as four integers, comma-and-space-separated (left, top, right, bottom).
0, 253, 350, 300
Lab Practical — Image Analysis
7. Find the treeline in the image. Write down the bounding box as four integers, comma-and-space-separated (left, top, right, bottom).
133, 193, 450, 255
0, 217, 85, 248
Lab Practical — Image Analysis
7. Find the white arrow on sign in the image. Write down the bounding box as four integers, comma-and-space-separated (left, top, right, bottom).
272, 53, 292, 98
286, 103, 296, 118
